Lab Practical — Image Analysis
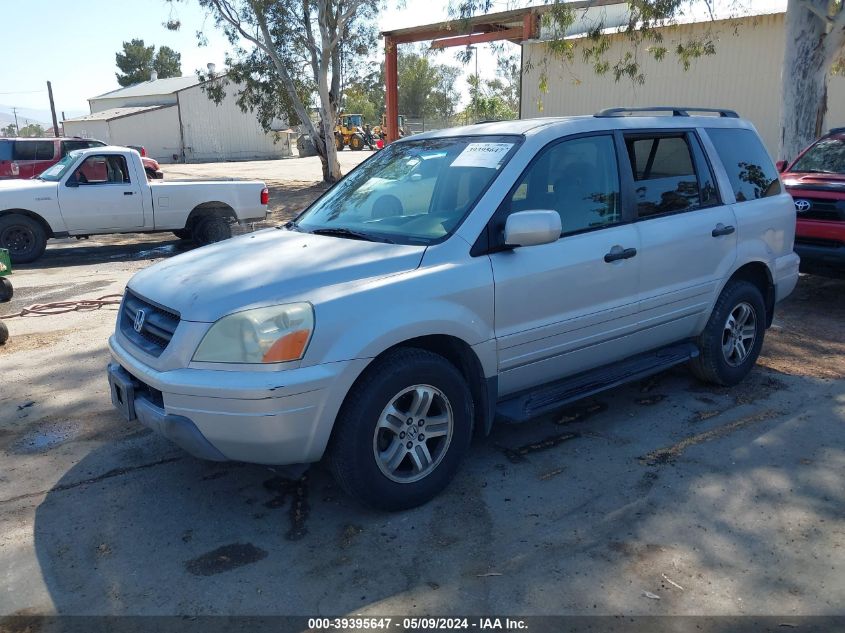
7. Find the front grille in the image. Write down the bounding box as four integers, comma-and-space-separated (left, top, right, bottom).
791, 195, 845, 221
120, 290, 180, 357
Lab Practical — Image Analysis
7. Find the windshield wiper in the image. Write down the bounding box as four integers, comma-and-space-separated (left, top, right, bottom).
309, 227, 395, 244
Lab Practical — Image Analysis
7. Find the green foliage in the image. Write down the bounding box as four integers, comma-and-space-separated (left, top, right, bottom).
462, 74, 518, 122
1, 124, 17, 137
115, 39, 182, 87
18, 123, 45, 137
154, 46, 182, 78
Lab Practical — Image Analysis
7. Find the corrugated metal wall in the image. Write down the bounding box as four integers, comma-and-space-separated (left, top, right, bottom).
520, 12, 845, 157
62, 119, 111, 143
177, 84, 291, 162
90, 94, 178, 113
107, 106, 181, 163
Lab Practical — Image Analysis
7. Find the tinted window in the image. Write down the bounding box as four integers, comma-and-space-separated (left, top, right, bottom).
791, 137, 845, 174
12, 141, 54, 161
504, 134, 621, 235
707, 128, 781, 201
624, 134, 713, 217
0, 141, 11, 161
62, 140, 104, 156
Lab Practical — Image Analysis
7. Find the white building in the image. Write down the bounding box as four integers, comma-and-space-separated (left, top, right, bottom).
520, 7, 845, 157
64, 75, 292, 163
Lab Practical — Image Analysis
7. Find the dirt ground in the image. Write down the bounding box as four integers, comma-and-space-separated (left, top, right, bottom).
0, 157, 842, 618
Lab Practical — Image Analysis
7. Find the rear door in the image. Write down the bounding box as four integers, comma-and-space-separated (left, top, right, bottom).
490, 133, 642, 396
58, 153, 145, 231
622, 130, 736, 341
0, 140, 13, 178
15, 140, 57, 178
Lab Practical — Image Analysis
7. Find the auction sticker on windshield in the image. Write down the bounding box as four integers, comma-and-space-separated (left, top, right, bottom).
451, 143, 513, 169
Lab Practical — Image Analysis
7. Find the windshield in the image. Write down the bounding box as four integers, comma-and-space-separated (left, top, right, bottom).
295, 135, 521, 244
791, 137, 845, 174
346, 114, 363, 127
39, 152, 79, 181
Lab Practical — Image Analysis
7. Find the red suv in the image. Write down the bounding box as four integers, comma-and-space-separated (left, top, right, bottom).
779, 128, 845, 276
0, 137, 163, 180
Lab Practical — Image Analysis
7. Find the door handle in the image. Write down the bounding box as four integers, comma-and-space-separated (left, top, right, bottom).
124, 191, 134, 196
604, 246, 637, 263
712, 224, 735, 237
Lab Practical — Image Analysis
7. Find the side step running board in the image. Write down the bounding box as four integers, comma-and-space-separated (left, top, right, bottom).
497, 342, 699, 423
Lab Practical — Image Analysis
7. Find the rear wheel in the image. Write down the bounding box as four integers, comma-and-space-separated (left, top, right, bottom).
690, 279, 766, 386
0, 214, 47, 264
329, 348, 473, 510
191, 215, 232, 246
335, 135, 345, 151
350, 134, 364, 151
172, 229, 191, 241
0, 320, 7, 345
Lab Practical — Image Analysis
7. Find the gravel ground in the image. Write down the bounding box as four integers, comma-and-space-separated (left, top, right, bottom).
0, 157, 842, 618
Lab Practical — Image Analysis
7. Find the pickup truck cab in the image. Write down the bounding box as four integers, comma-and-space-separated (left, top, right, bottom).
0, 147, 269, 263
107, 108, 799, 510
778, 127, 845, 276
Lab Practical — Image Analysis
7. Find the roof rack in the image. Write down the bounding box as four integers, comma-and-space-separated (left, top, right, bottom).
595, 106, 740, 119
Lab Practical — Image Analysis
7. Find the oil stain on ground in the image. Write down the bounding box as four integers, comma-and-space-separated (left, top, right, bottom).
184, 543, 268, 576
263, 475, 310, 541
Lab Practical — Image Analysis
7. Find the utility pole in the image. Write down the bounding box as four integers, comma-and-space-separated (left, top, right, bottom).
47, 81, 59, 137
12, 107, 19, 136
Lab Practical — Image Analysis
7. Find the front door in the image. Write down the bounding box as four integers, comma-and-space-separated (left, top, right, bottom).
58, 153, 145, 231
489, 133, 642, 396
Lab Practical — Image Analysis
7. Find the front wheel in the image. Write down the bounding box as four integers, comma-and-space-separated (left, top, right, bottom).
0, 214, 47, 264
690, 279, 766, 386
0, 320, 7, 345
329, 348, 473, 510
0, 277, 12, 303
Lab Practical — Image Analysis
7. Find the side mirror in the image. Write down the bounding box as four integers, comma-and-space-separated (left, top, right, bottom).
776, 160, 788, 173
504, 210, 562, 248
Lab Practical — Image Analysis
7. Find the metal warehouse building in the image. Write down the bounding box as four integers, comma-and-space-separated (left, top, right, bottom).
519, 7, 845, 157
63, 75, 291, 163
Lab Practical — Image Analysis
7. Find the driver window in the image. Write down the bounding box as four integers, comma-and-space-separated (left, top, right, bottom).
71, 155, 131, 185
504, 135, 621, 235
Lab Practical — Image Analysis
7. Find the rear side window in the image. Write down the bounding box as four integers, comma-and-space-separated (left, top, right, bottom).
623, 133, 717, 218
0, 141, 11, 161
12, 141, 55, 161
707, 128, 781, 201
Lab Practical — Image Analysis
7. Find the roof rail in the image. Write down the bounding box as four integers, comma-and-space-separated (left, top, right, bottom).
595, 106, 740, 119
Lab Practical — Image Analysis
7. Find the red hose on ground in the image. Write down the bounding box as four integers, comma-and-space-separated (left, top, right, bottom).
0, 294, 123, 319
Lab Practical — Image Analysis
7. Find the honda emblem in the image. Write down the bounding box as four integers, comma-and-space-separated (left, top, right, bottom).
133, 309, 146, 333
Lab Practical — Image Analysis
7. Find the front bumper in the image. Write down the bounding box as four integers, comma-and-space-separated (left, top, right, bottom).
108, 335, 369, 465
794, 241, 845, 274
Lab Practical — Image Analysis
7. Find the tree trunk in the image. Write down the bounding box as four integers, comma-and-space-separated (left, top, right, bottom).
779, 0, 830, 161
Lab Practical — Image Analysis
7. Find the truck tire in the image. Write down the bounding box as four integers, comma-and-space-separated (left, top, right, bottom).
329, 348, 473, 511
0, 214, 47, 264
0, 320, 7, 345
350, 134, 364, 150
690, 279, 766, 386
192, 215, 231, 246
0, 277, 12, 302
172, 229, 191, 241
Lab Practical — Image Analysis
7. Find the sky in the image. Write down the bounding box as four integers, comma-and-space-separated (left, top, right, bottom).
0, 0, 512, 125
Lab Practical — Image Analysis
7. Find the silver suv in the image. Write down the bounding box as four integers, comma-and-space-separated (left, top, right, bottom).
107, 107, 800, 510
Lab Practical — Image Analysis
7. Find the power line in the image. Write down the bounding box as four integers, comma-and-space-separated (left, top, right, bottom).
0, 90, 46, 95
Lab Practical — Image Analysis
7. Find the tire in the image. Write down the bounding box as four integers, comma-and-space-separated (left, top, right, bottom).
329, 348, 474, 511
0, 277, 12, 303
191, 215, 232, 246
335, 135, 345, 151
0, 214, 47, 264
172, 229, 191, 241
0, 320, 7, 345
350, 134, 364, 151
690, 279, 766, 386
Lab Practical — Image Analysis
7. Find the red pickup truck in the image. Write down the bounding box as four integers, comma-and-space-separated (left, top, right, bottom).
779, 127, 845, 277
0, 137, 163, 181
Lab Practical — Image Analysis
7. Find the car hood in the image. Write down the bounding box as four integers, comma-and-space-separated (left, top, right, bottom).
783, 172, 845, 191
0, 178, 57, 192
127, 228, 426, 322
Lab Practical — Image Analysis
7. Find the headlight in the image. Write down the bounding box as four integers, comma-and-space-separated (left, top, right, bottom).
193, 303, 314, 364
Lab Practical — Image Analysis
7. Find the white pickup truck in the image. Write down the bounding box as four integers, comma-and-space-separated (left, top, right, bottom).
0, 146, 269, 263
